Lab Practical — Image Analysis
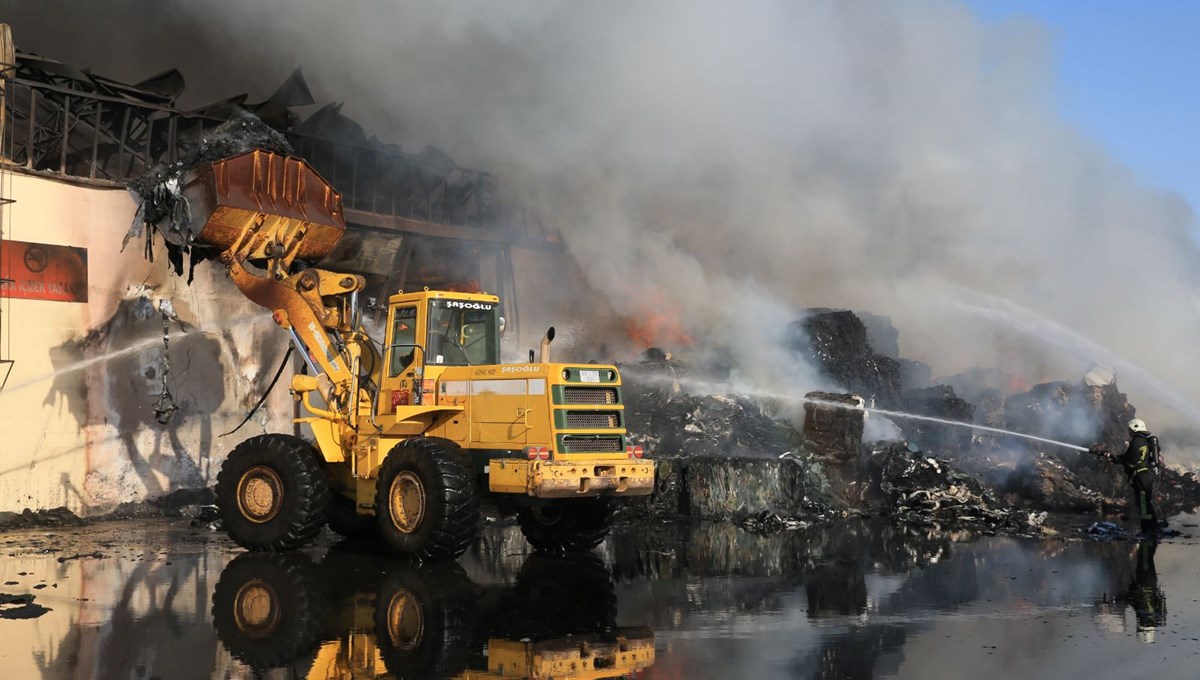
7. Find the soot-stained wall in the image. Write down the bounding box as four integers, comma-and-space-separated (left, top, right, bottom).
0, 173, 294, 514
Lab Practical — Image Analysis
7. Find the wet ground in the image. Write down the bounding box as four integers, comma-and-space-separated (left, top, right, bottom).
0, 516, 1196, 679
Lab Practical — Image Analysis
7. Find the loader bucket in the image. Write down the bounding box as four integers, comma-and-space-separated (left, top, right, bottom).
175, 149, 346, 265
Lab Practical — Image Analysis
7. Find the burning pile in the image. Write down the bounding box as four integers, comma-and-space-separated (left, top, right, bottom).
619, 308, 1200, 533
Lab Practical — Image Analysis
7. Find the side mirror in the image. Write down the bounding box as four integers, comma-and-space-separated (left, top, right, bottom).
499, 316, 507, 337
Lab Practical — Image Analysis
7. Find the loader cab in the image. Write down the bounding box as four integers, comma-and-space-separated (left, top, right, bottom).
382, 291, 502, 411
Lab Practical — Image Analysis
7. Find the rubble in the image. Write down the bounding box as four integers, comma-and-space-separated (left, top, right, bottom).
862, 442, 1041, 533
56, 552, 107, 563
101, 487, 218, 520
999, 456, 1106, 513
621, 355, 789, 458
0, 507, 84, 530
897, 385, 975, 455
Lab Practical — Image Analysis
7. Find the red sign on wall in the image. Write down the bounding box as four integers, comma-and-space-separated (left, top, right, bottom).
0, 239, 88, 303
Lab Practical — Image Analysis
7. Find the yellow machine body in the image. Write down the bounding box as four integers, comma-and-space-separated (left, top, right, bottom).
316, 288, 654, 514
184, 151, 654, 521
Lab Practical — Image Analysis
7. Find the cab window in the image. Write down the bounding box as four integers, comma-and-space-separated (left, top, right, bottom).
427, 299, 499, 366
388, 306, 418, 376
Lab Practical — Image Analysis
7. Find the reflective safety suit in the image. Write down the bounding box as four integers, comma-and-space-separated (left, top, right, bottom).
1114, 433, 1159, 536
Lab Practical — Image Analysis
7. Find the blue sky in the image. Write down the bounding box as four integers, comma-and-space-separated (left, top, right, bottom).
967, 0, 1199, 216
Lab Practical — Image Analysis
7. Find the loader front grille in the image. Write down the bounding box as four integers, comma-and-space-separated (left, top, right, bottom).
562, 387, 618, 405
565, 411, 621, 429
561, 436, 624, 454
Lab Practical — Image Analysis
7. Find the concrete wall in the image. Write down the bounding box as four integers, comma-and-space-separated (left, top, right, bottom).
0, 173, 293, 514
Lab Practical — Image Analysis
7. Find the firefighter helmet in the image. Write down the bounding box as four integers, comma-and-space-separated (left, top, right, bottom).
1128, 418, 1148, 434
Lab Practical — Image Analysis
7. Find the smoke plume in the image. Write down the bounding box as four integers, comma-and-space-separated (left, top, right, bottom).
9, 1, 1200, 428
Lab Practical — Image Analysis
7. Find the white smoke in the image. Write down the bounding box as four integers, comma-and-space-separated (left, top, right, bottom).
11, 1, 1200, 429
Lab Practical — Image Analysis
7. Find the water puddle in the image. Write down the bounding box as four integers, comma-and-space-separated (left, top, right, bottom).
0, 517, 1196, 678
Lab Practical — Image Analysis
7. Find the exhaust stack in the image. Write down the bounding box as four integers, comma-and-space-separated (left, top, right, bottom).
539, 327, 556, 363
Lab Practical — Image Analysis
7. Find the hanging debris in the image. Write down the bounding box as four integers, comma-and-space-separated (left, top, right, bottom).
151, 300, 180, 425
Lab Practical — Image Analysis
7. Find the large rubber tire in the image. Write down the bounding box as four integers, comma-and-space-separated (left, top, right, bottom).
375, 437, 480, 560
374, 561, 478, 679
516, 498, 613, 553
216, 434, 330, 551
327, 491, 375, 540
211, 552, 325, 671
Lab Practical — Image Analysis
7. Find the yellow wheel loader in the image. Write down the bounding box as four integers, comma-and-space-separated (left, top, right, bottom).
169, 150, 654, 559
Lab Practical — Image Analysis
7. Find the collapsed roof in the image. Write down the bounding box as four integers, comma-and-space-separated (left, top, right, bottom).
7, 50, 498, 230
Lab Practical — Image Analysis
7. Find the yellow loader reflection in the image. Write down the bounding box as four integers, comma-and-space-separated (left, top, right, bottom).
211, 546, 655, 679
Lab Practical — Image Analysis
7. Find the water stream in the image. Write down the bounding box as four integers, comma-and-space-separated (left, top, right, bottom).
2, 332, 197, 394
806, 396, 1089, 452
944, 291, 1200, 425
2, 312, 270, 395
627, 369, 1089, 453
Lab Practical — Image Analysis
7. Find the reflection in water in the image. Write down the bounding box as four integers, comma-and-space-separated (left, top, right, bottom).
4, 518, 1198, 678
1095, 542, 1167, 644
211, 545, 655, 679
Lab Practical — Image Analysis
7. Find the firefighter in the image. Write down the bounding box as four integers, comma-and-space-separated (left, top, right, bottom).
1091, 419, 1161, 539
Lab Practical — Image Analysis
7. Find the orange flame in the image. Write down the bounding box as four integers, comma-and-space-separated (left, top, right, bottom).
623, 292, 694, 349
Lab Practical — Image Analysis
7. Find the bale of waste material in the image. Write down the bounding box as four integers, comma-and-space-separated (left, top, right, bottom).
802, 391, 865, 462
974, 388, 1006, 429
788, 309, 902, 406
1001, 378, 1133, 502
614, 457, 684, 520
898, 385, 975, 456
1084, 363, 1116, 387
1003, 380, 1131, 451
684, 456, 809, 520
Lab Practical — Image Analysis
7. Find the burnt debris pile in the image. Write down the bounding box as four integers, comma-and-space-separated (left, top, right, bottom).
862, 442, 1043, 534
620, 309, 1200, 534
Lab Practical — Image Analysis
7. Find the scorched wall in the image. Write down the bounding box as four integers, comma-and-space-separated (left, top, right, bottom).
0, 173, 294, 514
